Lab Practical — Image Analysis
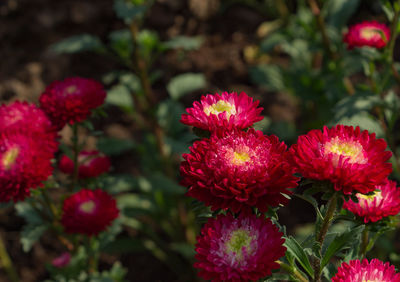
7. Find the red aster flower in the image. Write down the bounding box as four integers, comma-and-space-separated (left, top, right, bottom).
332, 259, 400, 282
61, 189, 119, 236
181, 128, 299, 213
343, 21, 390, 50
288, 125, 392, 195
51, 252, 71, 268
194, 213, 286, 282
0, 131, 55, 202
180, 92, 263, 131
59, 150, 111, 178
39, 77, 106, 130
343, 179, 400, 223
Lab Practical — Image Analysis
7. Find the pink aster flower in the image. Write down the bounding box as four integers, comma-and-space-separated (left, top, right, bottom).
0, 130, 55, 202
52, 252, 71, 268
59, 150, 111, 178
180, 92, 263, 131
61, 189, 119, 236
39, 77, 106, 130
194, 213, 286, 282
343, 21, 390, 50
181, 128, 299, 213
343, 179, 400, 223
288, 125, 392, 195
332, 258, 400, 282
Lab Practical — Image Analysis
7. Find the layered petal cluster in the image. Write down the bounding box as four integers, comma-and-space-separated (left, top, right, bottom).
39, 77, 106, 129
343, 179, 400, 223
52, 252, 71, 268
288, 125, 392, 195
59, 150, 111, 178
0, 131, 55, 202
180, 92, 263, 131
194, 213, 286, 282
61, 189, 119, 236
332, 258, 400, 282
343, 21, 390, 49
181, 128, 299, 213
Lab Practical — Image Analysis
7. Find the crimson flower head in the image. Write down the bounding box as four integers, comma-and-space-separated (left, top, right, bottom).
332, 259, 400, 282
343, 179, 400, 223
59, 150, 111, 178
288, 125, 392, 195
180, 92, 263, 131
39, 77, 106, 130
194, 213, 286, 282
61, 189, 119, 236
0, 130, 55, 202
343, 21, 390, 50
181, 128, 299, 213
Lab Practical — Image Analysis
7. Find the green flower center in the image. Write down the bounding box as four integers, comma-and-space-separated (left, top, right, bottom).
361, 28, 380, 40
79, 200, 96, 213
2, 147, 19, 170
204, 100, 237, 118
324, 137, 366, 164
226, 229, 253, 259
65, 85, 77, 95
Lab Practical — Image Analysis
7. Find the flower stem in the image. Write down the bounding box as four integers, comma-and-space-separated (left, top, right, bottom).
0, 233, 19, 282
359, 226, 369, 259
278, 261, 308, 282
313, 192, 338, 282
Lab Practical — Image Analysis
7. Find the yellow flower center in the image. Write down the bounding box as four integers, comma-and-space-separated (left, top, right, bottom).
324, 137, 366, 164
2, 147, 19, 170
360, 27, 380, 40
226, 229, 254, 260
204, 100, 237, 118
65, 85, 77, 94
79, 200, 96, 213
232, 151, 250, 165
357, 190, 383, 207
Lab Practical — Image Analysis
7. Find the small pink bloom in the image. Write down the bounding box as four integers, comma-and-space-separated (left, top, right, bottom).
194, 213, 286, 281
343, 21, 390, 49
59, 150, 111, 178
343, 179, 400, 223
52, 252, 71, 268
181, 92, 263, 131
332, 258, 400, 281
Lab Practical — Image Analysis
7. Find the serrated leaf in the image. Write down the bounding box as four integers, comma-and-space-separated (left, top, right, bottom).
321, 225, 364, 268
50, 34, 105, 54
249, 64, 284, 91
167, 73, 206, 100
284, 236, 314, 277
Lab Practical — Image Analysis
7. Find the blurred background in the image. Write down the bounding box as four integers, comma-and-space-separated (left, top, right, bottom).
1, 0, 400, 281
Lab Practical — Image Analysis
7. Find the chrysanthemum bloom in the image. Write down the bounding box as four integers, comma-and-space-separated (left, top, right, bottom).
59, 150, 111, 178
343, 179, 400, 223
332, 258, 400, 282
0, 131, 55, 202
52, 252, 71, 268
180, 92, 263, 131
39, 77, 106, 130
288, 125, 392, 195
181, 128, 299, 213
343, 21, 390, 50
194, 213, 286, 282
61, 189, 119, 236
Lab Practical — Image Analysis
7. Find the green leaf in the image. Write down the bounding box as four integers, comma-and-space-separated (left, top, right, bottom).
21, 224, 49, 252
100, 174, 138, 194
109, 29, 133, 61
164, 36, 204, 50
295, 194, 323, 221
284, 236, 314, 277
156, 99, 185, 135
260, 32, 287, 53
332, 92, 381, 121
170, 243, 196, 259
321, 225, 364, 268
102, 237, 146, 254
116, 193, 155, 213
97, 137, 135, 156
147, 173, 185, 195
113, 0, 147, 23
249, 65, 284, 91
50, 34, 105, 54
331, 111, 384, 137
106, 84, 134, 111
167, 73, 206, 100
324, 0, 360, 28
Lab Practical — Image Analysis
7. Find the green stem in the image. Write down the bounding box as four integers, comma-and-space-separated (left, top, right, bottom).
278, 261, 308, 282
0, 233, 19, 282
70, 124, 79, 192
359, 226, 369, 259
313, 192, 338, 282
